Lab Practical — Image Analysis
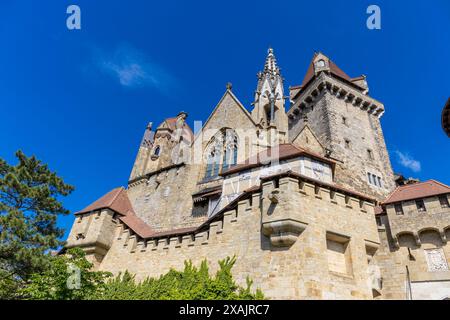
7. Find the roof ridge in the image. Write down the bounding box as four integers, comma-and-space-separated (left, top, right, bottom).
428, 179, 450, 189
382, 179, 450, 205
108, 187, 125, 207
382, 186, 402, 204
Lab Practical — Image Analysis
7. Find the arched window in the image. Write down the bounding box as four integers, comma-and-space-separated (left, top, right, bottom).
222, 134, 238, 171
205, 148, 222, 179
154, 146, 161, 156
204, 129, 238, 180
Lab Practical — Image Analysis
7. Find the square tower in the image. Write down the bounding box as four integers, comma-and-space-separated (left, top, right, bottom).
288, 53, 395, 200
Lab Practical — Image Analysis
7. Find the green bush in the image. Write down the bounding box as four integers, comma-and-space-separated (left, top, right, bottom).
20, 248, 111, 300
92, 256, 264, 300
22, 248, 264, 300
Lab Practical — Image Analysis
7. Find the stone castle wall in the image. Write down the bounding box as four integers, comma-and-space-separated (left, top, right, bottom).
127, 164, 203, 232
373, 194, 450, 299
69, 175, 381, 300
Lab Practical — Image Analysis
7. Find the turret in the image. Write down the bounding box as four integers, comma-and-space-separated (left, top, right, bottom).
251, 48, 289, 145
66, 187, 134, 268
129, 112, 194, 183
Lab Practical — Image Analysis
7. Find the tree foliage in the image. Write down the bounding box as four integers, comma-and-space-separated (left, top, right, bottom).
0, 150, 265, 300
0, 150, 74, 298
21, 248, 111, 300
93, 256, 264, 300
23, 250, 264, 300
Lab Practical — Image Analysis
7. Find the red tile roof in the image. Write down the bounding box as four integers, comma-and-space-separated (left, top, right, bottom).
382, 180, 450, 205
156, 116, 194, 141
75, 187, 199, 239
119, 213, 154, 238
75, 187, 135, 216
292, 53, 365, 100
221, 143, 334, 176
301, 53, 353, 87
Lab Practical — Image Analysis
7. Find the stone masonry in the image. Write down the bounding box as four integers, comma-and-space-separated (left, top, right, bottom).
66, 49, 450, 300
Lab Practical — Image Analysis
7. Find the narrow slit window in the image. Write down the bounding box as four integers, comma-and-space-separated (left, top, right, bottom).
345, 139, 351, 149
415, 199, 426, 212
439, 195, 449, 208
394, 203, 404, 215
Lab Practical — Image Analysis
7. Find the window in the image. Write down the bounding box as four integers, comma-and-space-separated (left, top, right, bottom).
372, 174, 377, 185
316, 59, 326, 68
344, 139, 351, 149
326, 233, 352, 276
394, 203, 404, 215
415, 199, 426, 212
342, 116, 347, 125
154, 146, 161, 156
205, 149, 221, 179
377, 176, 382, 188
439, 195, 449, 208
367, 149, 374, 160
222, 135, 238, 171
204, 129, 238, 180
265, 108, 272, 124
367, 172, 383, 188
375, 216, 382, 227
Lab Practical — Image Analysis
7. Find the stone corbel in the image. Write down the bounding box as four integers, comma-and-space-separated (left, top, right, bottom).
262, 219, 308, 247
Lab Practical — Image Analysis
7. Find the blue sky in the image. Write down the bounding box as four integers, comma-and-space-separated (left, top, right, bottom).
1, 1, 449, 240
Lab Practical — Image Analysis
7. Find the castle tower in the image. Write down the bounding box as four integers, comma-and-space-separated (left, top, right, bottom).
129, 112, 194, 182
129, 122, 154, 181
288, 52, 395, 200
251, 48, 289, 145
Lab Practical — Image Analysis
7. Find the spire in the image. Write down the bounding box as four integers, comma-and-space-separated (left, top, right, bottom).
141, 122, 154, 147
251, 47, 288, 143
255, 47, 284, 97
263, 47, 281, 77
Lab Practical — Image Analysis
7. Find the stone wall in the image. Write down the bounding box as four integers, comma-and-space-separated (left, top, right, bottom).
127, 164, 203, 232
288, 74, 396, 201
372, 195, 450, 299
82, 175, 380, 300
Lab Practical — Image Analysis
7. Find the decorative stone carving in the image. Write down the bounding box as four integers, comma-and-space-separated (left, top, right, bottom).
425, 248, 449, 272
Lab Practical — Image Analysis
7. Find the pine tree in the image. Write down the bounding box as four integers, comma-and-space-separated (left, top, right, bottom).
0, 150, 74, 299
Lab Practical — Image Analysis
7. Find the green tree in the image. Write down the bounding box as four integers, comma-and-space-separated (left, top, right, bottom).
21, 248, 111, 300
0, 150, 74, 299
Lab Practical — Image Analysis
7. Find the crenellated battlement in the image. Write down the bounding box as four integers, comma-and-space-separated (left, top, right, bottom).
97, 171, 378, 257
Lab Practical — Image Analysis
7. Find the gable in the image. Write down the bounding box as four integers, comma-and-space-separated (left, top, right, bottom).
193, 90, 258, 148
291, 124, 325, 155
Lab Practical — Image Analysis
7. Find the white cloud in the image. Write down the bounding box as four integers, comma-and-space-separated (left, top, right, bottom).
395, 151, 421, 173
95, 44, 174, 92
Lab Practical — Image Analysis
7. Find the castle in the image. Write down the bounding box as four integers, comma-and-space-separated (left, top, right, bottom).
66, 49, 450, 300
